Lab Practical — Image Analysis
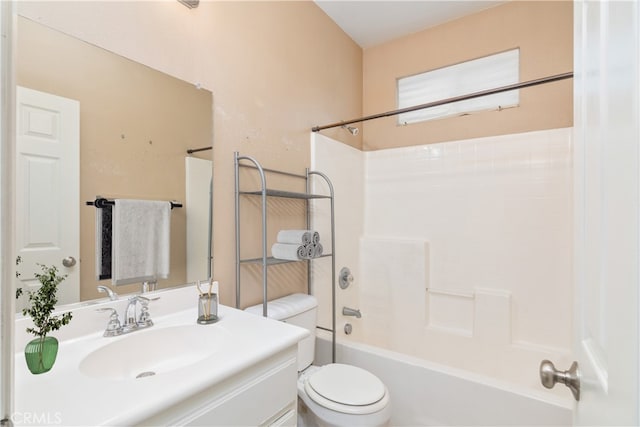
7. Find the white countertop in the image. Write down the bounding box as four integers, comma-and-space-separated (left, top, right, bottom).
13, 286, 308, 426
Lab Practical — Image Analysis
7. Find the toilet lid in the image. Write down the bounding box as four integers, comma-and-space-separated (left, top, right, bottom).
306, 364, 386, 407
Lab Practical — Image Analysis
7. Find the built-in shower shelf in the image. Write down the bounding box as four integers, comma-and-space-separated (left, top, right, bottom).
239, 189, 331, 200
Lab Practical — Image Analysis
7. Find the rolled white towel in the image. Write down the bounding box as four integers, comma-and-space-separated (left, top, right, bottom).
277, 229, 320, 245
312, 243, 323, 258
304, 244, 314, 259
272, 243, 307, 261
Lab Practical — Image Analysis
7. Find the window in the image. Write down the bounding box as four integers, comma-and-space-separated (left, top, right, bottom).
397, 49, 520, 125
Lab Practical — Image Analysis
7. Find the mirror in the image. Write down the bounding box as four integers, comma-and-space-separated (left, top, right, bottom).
15, 16, 213, 305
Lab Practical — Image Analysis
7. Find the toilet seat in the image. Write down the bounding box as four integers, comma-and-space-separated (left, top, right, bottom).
303, 364, 389, 415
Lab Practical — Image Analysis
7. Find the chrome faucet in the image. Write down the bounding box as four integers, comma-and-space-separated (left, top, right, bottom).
97, 295, 154, 337
123, 295, 152, 332
342, 306, 362, 318
97, 285, 118, 301
123, 297, 139, 330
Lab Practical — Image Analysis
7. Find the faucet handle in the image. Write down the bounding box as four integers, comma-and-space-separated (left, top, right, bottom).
134, 295, 150, 304
136, 295, 154, 327
96, 307, 122, 337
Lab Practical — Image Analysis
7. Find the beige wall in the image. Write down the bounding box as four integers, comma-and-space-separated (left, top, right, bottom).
362, 1, 573, 150
17, 1, 363, 307
17, 1, 571, 308
204, 2, 362, 308
16, 16, 213, 301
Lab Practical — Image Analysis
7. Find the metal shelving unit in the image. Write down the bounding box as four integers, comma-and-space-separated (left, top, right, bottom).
234, 152, 336, 362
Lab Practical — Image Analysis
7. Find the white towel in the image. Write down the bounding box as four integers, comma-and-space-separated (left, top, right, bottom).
277, 229, 320, 245
312, 242, 323, 258
112, 199, 171, 286
271, 242, 324, 260
272, 243, 307, 261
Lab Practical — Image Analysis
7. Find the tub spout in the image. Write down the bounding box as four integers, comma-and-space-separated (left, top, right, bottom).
342, 306, 362, 318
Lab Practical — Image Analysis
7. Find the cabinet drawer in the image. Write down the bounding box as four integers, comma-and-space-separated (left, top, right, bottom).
186, 355, 297, 426
138, 346, 299, 426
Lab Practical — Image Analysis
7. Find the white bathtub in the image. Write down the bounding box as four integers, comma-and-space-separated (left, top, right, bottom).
314, 331, 572, 426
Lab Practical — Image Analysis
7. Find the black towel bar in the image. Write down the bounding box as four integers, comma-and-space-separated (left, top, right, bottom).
86, 197, 182, 209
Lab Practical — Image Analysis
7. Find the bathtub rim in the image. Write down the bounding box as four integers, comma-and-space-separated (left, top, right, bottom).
316, 328, 574, 412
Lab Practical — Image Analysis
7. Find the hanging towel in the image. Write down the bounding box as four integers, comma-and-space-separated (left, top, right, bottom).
95, 204, 113, 280
112, 199, 171, 286
276, 229, 320, 245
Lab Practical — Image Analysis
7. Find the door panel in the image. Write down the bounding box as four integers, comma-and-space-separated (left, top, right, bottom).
573, 0, 639, 424
16, 86, 80, 306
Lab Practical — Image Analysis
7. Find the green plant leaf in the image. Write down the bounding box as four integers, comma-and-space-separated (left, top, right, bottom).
20, 264, 72, 338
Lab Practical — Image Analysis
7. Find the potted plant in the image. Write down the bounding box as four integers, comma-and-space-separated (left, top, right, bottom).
16, 258, 73, 374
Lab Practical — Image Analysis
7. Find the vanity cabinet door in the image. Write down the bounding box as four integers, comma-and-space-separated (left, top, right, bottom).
138, 346, 299, 427
185, 355, 298, 426
268, 408, 297, 427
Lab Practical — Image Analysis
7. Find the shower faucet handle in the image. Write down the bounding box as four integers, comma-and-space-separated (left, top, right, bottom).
339, 267, 354, 289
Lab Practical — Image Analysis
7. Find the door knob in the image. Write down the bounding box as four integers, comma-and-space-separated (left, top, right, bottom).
62, 256, 77, 268
539, 359, 580, 401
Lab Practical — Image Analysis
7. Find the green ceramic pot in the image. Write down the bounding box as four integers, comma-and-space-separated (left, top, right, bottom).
24, 336, 58, 374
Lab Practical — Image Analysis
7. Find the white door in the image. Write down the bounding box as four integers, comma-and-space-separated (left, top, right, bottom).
15, 86, 80, 306
571, 0, 639, 424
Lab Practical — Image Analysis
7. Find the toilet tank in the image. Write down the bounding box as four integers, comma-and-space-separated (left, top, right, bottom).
245, 293, 318, 371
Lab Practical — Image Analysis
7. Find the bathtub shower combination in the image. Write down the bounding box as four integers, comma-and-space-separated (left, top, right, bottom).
309, 129, 574, 426
315, 333, 571, 426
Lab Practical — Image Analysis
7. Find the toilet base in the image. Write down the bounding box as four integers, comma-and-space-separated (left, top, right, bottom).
297, 398, 320, 427
297, 365, 391, 427
297, 394, 391, 427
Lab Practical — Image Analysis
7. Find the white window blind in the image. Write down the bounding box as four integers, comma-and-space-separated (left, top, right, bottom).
397, 49, 520, 125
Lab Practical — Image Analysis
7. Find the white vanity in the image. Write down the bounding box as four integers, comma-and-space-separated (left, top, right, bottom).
13, 286, 308, 426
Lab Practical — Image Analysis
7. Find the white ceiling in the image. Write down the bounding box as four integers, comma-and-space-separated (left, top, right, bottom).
314, 1, 505, 49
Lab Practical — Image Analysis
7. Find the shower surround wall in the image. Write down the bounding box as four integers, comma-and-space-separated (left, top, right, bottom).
311, 127, 573, 397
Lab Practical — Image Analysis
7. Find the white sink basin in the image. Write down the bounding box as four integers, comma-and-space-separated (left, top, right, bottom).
79, 324, 232, 380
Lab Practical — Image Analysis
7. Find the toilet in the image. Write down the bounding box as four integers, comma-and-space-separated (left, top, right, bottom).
245, 293, 391, 427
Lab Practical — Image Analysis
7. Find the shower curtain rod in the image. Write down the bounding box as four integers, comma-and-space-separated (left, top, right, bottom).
311, 71, 573, 132
187, 146, 212, 154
